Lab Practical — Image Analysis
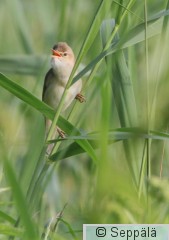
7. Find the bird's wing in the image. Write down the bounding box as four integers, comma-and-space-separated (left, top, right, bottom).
42, 68, 54, 101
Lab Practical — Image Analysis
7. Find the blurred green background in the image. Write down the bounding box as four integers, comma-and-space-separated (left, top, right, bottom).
1, 0, 169, 239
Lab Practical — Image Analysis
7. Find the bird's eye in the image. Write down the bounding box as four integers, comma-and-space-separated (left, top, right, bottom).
63, 52, 67, 56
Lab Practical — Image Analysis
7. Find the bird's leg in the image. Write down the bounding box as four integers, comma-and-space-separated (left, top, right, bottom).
46, 119, 66, 139
56, 126, 66, 138
46, 127, 65, 156
75, 93, 86, 103
45, 119, 66, 155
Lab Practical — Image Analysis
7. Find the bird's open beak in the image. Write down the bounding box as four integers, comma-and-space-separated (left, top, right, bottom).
52, 49, 61, 57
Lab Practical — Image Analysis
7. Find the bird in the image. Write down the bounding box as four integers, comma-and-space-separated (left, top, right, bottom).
42, 42, 85, 142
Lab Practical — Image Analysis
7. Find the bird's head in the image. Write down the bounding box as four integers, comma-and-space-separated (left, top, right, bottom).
51, 42, 75, 76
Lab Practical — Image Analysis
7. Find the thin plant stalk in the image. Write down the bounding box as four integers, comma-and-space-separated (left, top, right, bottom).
138, 0, 169, 199
143, 1, 151, 214
144, 0, 151, 181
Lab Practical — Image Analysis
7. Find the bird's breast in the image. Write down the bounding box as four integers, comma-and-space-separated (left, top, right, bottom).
51, 58, 72, 86
44, 80, 65, 109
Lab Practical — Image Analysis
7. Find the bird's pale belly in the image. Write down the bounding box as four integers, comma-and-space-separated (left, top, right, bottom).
46, 82, 64, 109
44, 80, 82, 111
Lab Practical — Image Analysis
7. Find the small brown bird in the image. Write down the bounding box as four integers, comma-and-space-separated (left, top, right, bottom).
43, 42, 85, 141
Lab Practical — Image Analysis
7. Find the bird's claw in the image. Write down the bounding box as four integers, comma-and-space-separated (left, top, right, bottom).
75, 93, 86, 103
57, 127, 66, 138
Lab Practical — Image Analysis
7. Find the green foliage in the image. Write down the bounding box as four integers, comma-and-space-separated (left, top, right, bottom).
1, 0, 169, 239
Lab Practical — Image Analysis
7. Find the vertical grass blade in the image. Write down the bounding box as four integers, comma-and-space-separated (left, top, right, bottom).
4, 160, 38, 239
6, 0, 34, 53
100, 18, 138, 184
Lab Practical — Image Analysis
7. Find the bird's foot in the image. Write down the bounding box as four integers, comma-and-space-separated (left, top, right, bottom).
57, 127, 66, 138
75, 93, 86, 103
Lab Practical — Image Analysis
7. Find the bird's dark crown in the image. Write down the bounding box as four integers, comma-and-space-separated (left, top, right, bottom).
52, 42, 70, 52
